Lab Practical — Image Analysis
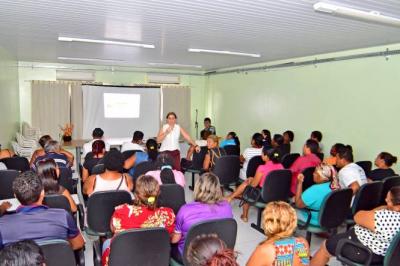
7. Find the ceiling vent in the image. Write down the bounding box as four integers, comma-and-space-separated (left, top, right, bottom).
147, 73, 180, 84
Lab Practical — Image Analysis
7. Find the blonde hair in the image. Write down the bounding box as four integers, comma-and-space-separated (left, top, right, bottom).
133, 175, 160, 210
262, 201, 297, 241
207, 135, 219, 146
194, 173, 223, 204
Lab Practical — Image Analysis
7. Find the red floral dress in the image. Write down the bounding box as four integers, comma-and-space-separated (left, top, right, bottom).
102, 204, 175, 266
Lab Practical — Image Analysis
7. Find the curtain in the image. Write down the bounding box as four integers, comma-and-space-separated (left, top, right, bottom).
71, 82, 83, 139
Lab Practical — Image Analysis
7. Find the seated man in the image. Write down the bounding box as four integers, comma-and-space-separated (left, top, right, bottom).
30, 135, 74, 167
32, 140, 70, 170
82, 128, 110, 158
201, 117, 216, 135
0, 240, 45, 266
0, 171, 85, 250
121, 131, 145, 153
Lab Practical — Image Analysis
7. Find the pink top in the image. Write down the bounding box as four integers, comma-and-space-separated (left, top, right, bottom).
257, 161, 284, 187
289, 153, 321, 194
145, 170, 186, 187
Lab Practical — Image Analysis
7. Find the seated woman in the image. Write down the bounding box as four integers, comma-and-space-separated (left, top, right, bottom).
146, 138, 159, 163
247, 201, 310, 266
272, 134, 290, 158
323, 143, 344, 166
0, 146, 14, 160
227, 147, 283, 222
239, 133, 264, 180
295, 163, 339, 226
369, 152, 397, 181
203, 135, 226, 172
311, 186, 400, 266
220, 132, 240, 148
102, 175, 175, 266
83, 149, 134, 196
82, 140, 106, 182
36, 158, 77, 212
171, 173, 233, 260
30, 135, 74, 167
261, 129, 272, 150
146, 153, 185, 187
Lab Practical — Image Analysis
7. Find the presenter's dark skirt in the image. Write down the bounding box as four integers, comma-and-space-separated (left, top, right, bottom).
162, 149, 181, 171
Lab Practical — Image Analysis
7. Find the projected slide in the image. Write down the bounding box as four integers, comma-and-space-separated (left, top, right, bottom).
104, 93, 140, 118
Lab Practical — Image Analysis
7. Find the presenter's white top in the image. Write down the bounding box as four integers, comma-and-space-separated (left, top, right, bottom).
160, 124, 181, 152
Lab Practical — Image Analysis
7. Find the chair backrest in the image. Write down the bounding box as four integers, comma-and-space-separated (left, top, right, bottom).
355, 161, 372, 177
0, 170, 19, 200
182, 218, 237, 266
191, 146, 208, 169
261, 169, 292, 203
38, 239, 77, 266
109, 228, 170, 266
302, 167, 316, 192
352, 181, 383, 215
211, 155, 240, 186
87, 190, 132, 236
319, 188, 353, 229
132, 161, 157, 181
281, 153, 300, 169
223, 145, 240, 156
0, 157, 30, 172
246, 156, 264, 178
43, 194, 72, 214
58, 167, 74, 194
158, 184, 186, 214
384, 230, 400, 266
91, 163, 105, 175
380, 176, 400, 205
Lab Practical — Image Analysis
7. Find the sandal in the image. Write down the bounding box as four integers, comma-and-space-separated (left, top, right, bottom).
240, 215, 248, 223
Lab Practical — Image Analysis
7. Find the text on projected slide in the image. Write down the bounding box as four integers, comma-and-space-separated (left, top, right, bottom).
104, 93, 140, 118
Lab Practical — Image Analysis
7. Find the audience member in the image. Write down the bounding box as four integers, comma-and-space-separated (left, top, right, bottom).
369, 152, 397, 181
0, 240, 45, 266
247, 201, 310, 266
272, 134, 289, 158
311, 186, 400, 266
323, 143, 344, 166
201, 117, 216, 135
184, 129, 210, 162
289, 139, 321, 195
187, 234, 238, 266
121, 130, 145, 152
310, 130, 323, 152
239, 133, 263, 180
0, 201, 11, 216
227, 147, 284, 222
30, 135, 74, 167
261, 129, 272, 149
32, 140, 70, 170
36, 158, 77, 212
83, 149, 133, 196
220, 132, 240, 148
203, 135, 226, 172
0, 171, 84, 249
102, 175, 175, 266
146, 153, 185, 186
0, 144, 14, 160
82, 128, 110, 157
295, 164, 339, 226
283, 130, 294, 153
171, 173, 233, 260
82, 140, 106, 182
146, 138, 159, 162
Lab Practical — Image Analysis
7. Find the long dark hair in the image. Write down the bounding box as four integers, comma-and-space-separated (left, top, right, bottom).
92, 140, 106, 158
157, 153, 176, 184
227, 132, 240, 146
146, 139, 159, 161
36, 158, 60, 194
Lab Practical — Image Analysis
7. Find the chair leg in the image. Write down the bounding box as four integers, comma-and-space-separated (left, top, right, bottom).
189, 173, 195, 191
306, 231, 312, 245
251, 208, 264, 234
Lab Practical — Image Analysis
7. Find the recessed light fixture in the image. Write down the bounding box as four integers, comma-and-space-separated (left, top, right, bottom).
313, 2, 400, 27
148, 62, 202, 69
58, 36, 155, 48
57, 57, 126, 63
188, 48, 261, 58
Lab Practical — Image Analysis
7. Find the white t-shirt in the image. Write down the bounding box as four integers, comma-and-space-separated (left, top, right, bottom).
195, 140, 207, 147
121, 142, 144, 153
239, 147, 262, 180
0, 162, 7, 170
338, 162, 367, 189
82, 139, 111, 157
160, 124, 181, 152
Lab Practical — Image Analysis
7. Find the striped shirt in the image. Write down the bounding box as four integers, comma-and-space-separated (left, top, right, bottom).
240, 147, 262, 179
33, 152, 69, 170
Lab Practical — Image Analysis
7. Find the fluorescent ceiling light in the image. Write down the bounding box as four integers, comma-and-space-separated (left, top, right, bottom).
58, 36, 155, 48
57, 57, 126, 63
313, 2, 400, 27
148, 62, 202, 69
188, 48, 261, 58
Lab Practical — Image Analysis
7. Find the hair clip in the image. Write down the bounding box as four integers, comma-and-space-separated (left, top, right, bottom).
147, 196, 155, 204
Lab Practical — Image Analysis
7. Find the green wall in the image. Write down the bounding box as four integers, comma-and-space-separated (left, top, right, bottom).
0, 47, 20, 148
207, 48, 400, 172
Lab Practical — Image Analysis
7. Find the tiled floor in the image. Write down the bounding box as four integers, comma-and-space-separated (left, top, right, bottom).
81, 171, 342, 266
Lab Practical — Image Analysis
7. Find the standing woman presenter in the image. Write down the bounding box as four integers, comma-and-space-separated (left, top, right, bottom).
157, 112, 198, 171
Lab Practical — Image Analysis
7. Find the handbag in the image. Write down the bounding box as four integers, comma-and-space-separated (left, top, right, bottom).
239, 185, 261, 207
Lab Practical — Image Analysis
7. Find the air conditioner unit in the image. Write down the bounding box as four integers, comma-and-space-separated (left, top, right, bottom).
56, 70, 95, 81
147, 73, 180, 84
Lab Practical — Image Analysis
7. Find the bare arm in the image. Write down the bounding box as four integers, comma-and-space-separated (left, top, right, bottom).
246, 243, 275, 266
83, 175, 96, 195
171, 232, 182, 244
295, 174, 306, 208
60, 149, 74, 166
123, 154, 136, 170
125, 174, 134, 191
82, 167, 89, 183
348, 181, 360, 195
240, 154, 245, 163
180, 127, 196, 146
157, 127, 169, 143
354, 210, 375, 232
203, 153, 211, 171
68, 234, 85, 250
62, 189, 78, 213
250, 171, 264, 187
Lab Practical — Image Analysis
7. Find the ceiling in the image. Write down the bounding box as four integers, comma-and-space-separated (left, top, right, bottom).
0, 0, 399, 71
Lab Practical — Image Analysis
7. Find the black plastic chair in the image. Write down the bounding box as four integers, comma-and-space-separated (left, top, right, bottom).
103, 228, 171, 266
246, 156, 264, 178
211, 155, 240, 189
132, 161, 157, 182
251, 169, 292, 233
336, 230, 400, 266
91, 164, 105, 175
0, 170, 19, 200
380, 176, 400, 205
170, 218, 237, 266
38, 239, 85, 266
0, 156, 30, 172
297, 188, 353, 245
59, 167, 75, 194
223, 145, 240, 156
355, 161, 372, 178
182, 146, 208, 190
346, 181, 383, 229
302, 167, 316, 192
158, 184, 186, 214
281, 153, 300, 169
